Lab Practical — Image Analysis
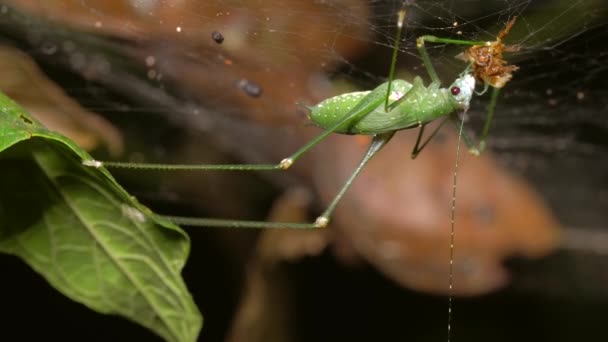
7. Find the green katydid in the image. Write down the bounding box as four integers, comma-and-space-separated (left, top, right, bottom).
82, 9, 518, 342
83, 9, 512, 231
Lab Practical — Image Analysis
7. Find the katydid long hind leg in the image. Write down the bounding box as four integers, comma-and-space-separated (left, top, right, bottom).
85, 90, 387, 172
84, 7, 436, 174
316, 131, 394, 226
159, 132, 394, 229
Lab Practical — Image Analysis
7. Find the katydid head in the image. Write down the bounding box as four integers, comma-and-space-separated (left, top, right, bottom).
449, 74, 476, 110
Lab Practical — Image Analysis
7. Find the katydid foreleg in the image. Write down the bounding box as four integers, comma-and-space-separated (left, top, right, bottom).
448, 86, 501, 156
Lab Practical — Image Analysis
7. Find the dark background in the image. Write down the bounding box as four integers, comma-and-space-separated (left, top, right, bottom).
0, 0, 607, 341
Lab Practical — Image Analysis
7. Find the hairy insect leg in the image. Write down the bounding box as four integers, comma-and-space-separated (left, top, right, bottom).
160, 132, 394, 229
83, 160, 283, 171
159, 216, 321, 229
85, 92, 387, 172
316, 131, 394, 226
410, 117, 450, 159
416, 36, 486, 84
449, 86, 500, 155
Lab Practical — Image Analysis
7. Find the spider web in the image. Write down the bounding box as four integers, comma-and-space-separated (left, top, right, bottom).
9, 0, 600, 228
0, 0, 607, 341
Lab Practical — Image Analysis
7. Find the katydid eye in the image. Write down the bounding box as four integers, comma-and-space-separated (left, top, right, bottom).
451, 86, 461, 96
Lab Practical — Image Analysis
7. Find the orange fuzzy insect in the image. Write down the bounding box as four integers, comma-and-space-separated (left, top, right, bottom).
460, 17, 520, 88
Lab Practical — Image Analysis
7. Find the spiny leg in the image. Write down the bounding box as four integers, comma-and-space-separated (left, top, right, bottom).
84, 89, 388, 172
160, 216, 319, 229
416, 35, 487, 85
84, 4, 408, 174
449, 86, 501, 155
159, 132, 394, 229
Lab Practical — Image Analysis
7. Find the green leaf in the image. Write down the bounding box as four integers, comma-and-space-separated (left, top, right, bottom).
0, 91, 202, 342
